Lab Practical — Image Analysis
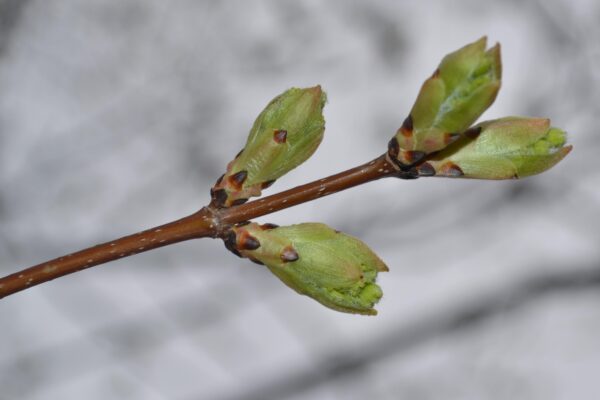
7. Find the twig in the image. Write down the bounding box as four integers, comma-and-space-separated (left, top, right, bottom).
0, 154, 396, 299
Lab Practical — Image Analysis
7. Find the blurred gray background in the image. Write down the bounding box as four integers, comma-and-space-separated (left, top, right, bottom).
1, 0, 599, 399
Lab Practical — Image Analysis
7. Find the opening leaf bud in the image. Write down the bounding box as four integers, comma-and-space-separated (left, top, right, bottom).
227, 222, 388, 315
422, 117, 572, 179
211, 86, 326, 207
390, 37, 501, 167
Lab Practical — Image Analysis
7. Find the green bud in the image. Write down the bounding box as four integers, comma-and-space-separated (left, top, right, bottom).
227, 222, 388, 315
211, 86, 327, 207
389, 37, 501, 167
420, 117, 572, 179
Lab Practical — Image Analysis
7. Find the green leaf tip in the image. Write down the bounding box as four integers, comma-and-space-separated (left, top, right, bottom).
211, 86, 327, 207
389, 37, 501, 168
227, 222, 388, 315
422, 116, 572, 179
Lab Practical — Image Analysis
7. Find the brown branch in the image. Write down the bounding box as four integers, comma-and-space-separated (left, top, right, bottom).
0, 154, 397, 299
219, 154, 395, 224
0, 208, 219, 299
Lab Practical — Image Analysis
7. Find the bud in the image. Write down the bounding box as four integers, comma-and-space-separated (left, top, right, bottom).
226, 222, 388, 315
211, 86, 326, 207
389, 37, 501, 167
418, 117, 572, 179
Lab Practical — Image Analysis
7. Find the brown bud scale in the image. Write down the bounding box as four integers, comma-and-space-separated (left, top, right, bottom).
273, 129, 288, 144
440, 162, 464, 177
231, 198, 248, 206
261, 223, 279, 230
223, 231, 241, 257
261, 179, 276, 189
464, 126, 482, 139
445, 132, 461, 144
399, 115, 414, 138
239, 232, 261, 250
417, 162, 436, 176
248, 257, 265, 266
211, 188, 228, 208
404, 150, 426, 165
229, 170, 248, 189
396, 169, 419, 180
280, 246, 299, 263
387, 137, 399, 159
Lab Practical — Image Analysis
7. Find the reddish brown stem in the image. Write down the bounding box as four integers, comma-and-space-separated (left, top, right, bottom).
0, 208, 218, 299
219, 154, 395, 224
0, 154, 396, 299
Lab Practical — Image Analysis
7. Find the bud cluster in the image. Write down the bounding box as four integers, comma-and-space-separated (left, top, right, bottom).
208, 38, 571, 316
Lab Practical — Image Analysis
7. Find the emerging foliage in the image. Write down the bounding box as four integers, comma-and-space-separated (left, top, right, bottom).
389, 37, 501, 168
226, 222, 388, 315
212, 38, 571, 315
422, 117, 572, 179
211, 86, 326, 207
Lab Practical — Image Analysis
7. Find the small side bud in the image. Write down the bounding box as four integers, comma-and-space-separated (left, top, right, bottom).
424, 117, 572, 179
212, 86, 327, 207
390, 37, 501, 167
226, 222, 388, 315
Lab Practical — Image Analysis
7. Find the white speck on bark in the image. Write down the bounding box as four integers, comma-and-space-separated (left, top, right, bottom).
43, 265, 57, 273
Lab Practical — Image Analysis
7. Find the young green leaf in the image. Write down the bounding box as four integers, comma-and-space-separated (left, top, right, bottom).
389, 37, 501, 168
226, 222, 388, 315
418, 117, 572, 179
211, 86, 326, 207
